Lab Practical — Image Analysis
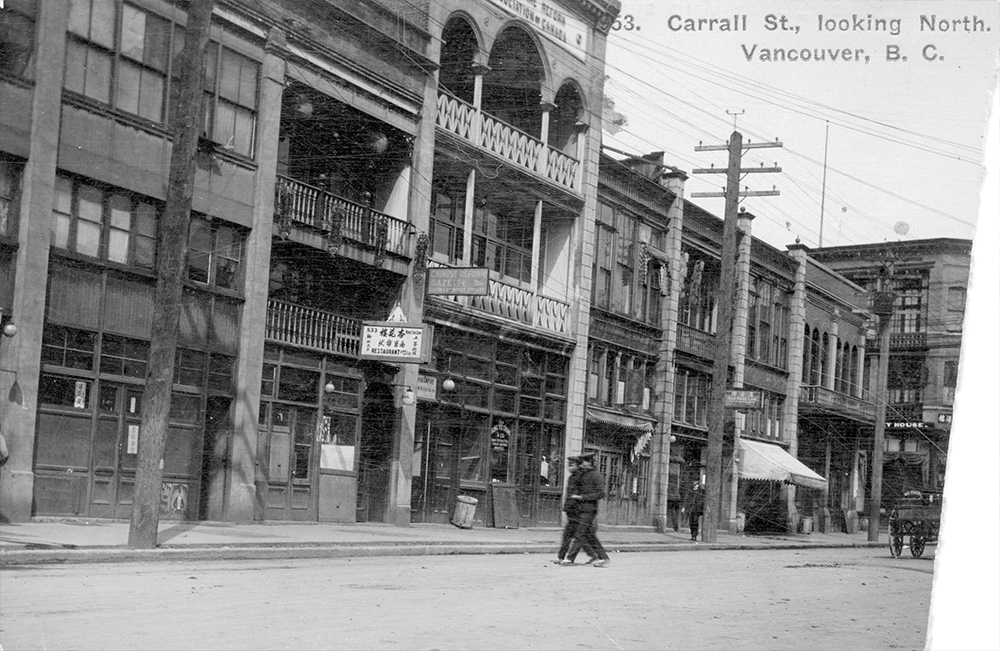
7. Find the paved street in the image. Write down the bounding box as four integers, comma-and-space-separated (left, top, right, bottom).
0, 546, 932, 651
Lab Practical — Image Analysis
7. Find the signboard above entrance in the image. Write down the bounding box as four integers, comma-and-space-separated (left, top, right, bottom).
426, 267, 491, 296
359, 322, 433, 363
724, 389, 763, 410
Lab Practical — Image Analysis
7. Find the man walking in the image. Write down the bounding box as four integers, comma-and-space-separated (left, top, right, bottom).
556, 452, 611, 567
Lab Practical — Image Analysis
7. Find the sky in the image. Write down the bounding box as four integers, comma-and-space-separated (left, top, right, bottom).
600, 0, 1000, 251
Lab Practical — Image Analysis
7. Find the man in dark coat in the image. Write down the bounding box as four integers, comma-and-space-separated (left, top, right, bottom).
683, 480, 705, 542
555, 452, 611, 567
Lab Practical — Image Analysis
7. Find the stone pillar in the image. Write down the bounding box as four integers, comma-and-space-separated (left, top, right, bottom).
227, 28, 287, 522
826, 316, 840, 391
470, 62, 489, 141
855, 343, 867, 398
651, 170, 686, 532
538, 100, 555, 177
722, 211, 754, 532
785, 244, 817, 531
0, 1, 69, 523
382, 27, 440, 528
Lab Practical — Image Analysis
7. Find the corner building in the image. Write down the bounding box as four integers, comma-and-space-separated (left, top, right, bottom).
413, 0, 619, 527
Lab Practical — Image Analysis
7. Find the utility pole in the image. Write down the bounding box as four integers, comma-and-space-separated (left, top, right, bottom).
128, 0, 215, 549
868, 269, 896, 542
691, 131, 781, 542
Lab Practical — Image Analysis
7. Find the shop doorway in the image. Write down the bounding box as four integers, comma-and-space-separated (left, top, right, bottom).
90, 382, 145, 519
357, 383, 393, 522
256, 404, 318, 521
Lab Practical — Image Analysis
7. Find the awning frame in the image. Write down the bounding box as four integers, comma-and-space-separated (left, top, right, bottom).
738, 439, 828, 491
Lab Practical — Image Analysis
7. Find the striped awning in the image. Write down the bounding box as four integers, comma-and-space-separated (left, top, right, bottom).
586, 408, 655, 434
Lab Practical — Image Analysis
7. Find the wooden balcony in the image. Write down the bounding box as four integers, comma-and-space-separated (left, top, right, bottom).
274, 175, 411, 259
265, 299, 362, 357
799, 385, 876, 423
436, 92, 581, 194
676, 323, 716, 360
427, 263, 571, 337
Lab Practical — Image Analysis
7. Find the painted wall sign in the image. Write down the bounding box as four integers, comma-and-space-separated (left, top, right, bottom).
359, 322, 433, 363
484, 0, 589, 60
426, 267, 491, 296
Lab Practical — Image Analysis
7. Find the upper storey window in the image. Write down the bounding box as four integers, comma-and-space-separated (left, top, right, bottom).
64, 0, 259, 157
430, 176, 466, 264
0, 0, 37, 80
593, 201, 665, 325
51, 173, 158, 270
471, 198, 532, 285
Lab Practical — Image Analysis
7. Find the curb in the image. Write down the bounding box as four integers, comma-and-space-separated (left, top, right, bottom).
0, 540, 888, 566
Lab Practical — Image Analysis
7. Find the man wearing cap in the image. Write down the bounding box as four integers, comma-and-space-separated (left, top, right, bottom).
683, 480, 705, 542
555, 451, 611, 567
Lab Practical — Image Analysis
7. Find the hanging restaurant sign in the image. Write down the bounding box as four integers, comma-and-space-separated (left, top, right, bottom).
359, 322, 433, 363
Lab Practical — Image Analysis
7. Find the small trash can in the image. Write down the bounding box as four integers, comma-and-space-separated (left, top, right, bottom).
450, 495, 478, 529
800, 516, 814, 534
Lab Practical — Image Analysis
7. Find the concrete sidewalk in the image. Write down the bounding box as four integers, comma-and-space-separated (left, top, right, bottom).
0, 517, 891, 565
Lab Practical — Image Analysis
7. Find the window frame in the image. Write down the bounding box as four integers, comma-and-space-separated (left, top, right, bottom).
51, 173, 160, 270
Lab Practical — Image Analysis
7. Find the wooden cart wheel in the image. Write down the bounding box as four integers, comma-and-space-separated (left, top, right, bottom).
890, 535, 904, 558
910, 535, 925, 558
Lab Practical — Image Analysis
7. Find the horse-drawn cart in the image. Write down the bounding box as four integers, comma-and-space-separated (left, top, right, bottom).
888, 491, 942, 558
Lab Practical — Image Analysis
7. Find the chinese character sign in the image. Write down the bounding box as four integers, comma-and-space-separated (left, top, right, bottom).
359, 322, 432, 363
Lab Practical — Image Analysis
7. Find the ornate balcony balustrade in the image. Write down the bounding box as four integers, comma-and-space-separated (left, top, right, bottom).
427, 262, 570, 337
676, 323, 715, 359
274, 175, 410, 258
800, 385, 876, 422
436, 93, 581, 194
266, 299, 362, 357
867, 331, 928, 350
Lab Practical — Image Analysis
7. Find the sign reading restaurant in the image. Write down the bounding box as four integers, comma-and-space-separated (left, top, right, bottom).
485, 0, 589, 60
359, 322, 433, 363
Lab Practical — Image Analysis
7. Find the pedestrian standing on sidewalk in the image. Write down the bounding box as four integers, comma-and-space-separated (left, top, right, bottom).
559, 452, 611, 567
683, 480, 705, 542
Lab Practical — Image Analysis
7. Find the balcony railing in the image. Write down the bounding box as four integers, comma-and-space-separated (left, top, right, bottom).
436, 93, 581, 194
427, 262, 570, 336
265, 299, 362, 357
800, 385, 876, 421
867, 331, 928, 350
676, 323, 716, 359
274, 176, 410, 258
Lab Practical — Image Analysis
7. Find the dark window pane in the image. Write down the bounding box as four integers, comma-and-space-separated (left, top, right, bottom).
277, 366, 320, 403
